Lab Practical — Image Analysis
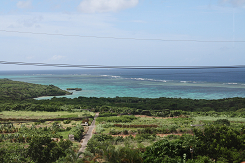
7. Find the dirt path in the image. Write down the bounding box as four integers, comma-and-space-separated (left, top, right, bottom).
78, 112, 99, 155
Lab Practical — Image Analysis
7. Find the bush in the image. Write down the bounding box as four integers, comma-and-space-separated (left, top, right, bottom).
69, 125, 84, 141
99, 112, 118, 117
96, 124, 105, 134
142, 139, 185, 163
214, 119, 230, 126
66, 127, 71, 131
137, 127, 155, 134
141, 110, 151, 116
27, 136, 72, 163
135, 134, 156, 141
109, 129, 120, 135
34, 122, 41, 125
86, 135, 112, 155
114, 136, 124, 143
193, 125, 245, 162
156, 126, 170, 134
39, 119, 46, 123
104, 146, 143, 163
93, 134, 113, 142
103, 123, 113, 128
123, 129, 128, 135
169, 125, 178, 133
63, 120, 71, 124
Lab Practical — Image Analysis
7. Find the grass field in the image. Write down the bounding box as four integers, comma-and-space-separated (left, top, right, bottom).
0, 110, 95, 119
95, 116, 195, 135
192, 115, 245, 122
95, 114, 245, 136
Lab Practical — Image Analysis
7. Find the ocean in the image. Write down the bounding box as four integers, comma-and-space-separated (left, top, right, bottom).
0, 68, 245, 100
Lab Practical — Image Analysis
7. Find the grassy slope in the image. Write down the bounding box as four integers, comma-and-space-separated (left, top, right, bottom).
0, 78, 71, 100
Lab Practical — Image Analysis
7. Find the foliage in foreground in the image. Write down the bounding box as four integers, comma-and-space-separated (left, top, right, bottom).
0, 136, 73, 163
28, 136, 73, 163
85, 124, 245, 163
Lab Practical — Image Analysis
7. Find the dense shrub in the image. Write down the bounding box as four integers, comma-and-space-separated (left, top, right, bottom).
27, 136, 72, 163
63, 119, 71, 124
66, 127, 71, 131
86, 134, 112, 155
0, 143, 29, 163
213, 119, 230, 126
123, 129, 128, 135
96, 124, 105, 134
141, 110, 151, 116
135, 133, 156, 142
92, 134, 113, 142
193, 125, 245, 162
114, 136, 124, 143
137, 127, 156, 134
104, 146, 143, 163
109, 129, 121, 135
142, 139, 185, 163
69, 125, 84, 141
99, 112, 118, 117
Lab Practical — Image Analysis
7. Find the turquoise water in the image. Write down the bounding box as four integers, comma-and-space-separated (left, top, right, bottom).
1, 69, 245, 99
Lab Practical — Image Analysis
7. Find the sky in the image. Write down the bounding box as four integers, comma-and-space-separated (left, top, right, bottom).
0, 0, 245, 70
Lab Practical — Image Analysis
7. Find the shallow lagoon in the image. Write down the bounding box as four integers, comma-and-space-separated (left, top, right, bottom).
1, 68, 245, 99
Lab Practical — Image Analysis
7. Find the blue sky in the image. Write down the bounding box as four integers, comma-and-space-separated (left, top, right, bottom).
0, 0, 245, 70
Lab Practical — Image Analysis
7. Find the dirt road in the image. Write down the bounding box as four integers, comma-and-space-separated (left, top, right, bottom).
79, 112, 99, 154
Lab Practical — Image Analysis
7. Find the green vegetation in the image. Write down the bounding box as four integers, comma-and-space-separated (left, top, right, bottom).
2, 79, 245, 162
0, 119, 86, 162
2, 92, 245, 114
96, 115, 137, 123
69, 124, 84, 140
0, 111, 94, 119
0, 78, 71, 100
83, 124, 245, 163
27, 136, 73, 163
88, 111, 245, 162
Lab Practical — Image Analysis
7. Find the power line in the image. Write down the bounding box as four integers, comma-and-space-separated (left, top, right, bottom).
0, 29, 245, 43
1, 61, 245, 69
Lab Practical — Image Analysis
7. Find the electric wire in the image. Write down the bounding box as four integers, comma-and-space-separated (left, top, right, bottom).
1, 61, 245, 69
1, 29, 245, 42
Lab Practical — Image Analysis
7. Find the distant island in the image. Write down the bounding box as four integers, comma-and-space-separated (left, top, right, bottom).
0, 78, 72, 100
67, 88, 82, 91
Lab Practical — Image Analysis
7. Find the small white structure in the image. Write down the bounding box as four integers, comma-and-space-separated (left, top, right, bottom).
81, 122, 88, 126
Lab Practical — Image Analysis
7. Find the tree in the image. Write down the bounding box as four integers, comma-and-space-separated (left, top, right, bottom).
27, 136, 72, 163
193, 125, 245, 162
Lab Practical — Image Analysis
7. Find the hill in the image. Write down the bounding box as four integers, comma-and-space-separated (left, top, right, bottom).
0, 78, 72, 100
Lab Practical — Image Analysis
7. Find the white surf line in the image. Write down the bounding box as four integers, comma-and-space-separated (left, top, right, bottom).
78, 112, 99, 157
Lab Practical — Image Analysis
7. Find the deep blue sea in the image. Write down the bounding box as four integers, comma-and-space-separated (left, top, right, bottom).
0, 68, 245, 99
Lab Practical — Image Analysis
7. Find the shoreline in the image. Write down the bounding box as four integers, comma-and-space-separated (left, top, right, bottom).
34, 94, 73, 100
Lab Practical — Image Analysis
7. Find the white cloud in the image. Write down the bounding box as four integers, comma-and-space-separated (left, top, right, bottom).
78, 0, 139, 13
17, 0, 32, 9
